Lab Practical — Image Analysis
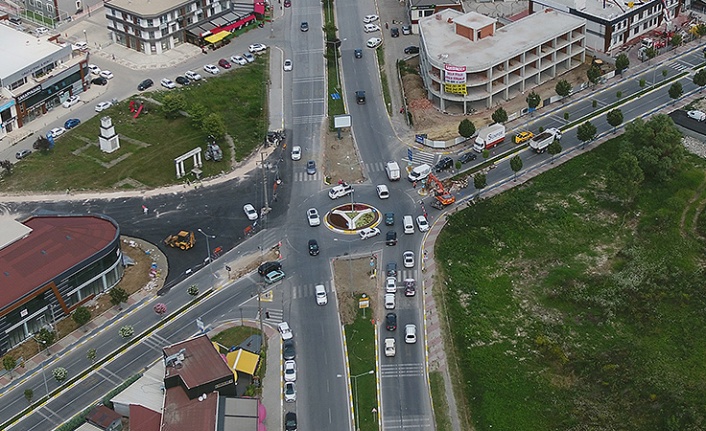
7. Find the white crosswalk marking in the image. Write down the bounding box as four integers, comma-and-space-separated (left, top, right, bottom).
669, 62, 688, 71
380, 363, 425, 378
294, 171, 323, 182
292, 115, 326, 125
365, 161, 386, 173
395, 270, 417, 282
262, 308, 283, 323
291, 280, 334, 300
383, 415, 433, 430
412, 151, 437, 166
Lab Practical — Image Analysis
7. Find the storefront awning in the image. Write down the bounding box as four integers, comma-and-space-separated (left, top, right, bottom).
204, 31, 231, 44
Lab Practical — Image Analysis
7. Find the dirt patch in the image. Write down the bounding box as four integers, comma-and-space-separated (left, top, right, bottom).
402, 61, 593, 140
323, 125, 366, 184
333, 256, 378, 325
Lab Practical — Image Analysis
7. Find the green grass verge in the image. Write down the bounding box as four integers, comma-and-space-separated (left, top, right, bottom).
211, 326, 261, 349
429, 371, 452, 431
345, 309, 378, 431
323, 0, 344, 129
376, 48, 392, 115
437, 136, 706, 430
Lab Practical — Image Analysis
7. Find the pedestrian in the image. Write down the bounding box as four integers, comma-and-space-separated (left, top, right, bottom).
265, 311, 270, 319
385, 22, 389, 29
413, 181, 417, 188
142, 205, 148, 215
112, 54, 116, 60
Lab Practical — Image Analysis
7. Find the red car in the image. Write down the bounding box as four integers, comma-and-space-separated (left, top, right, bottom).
284, 0, 291, 7
218, 59, 231, 69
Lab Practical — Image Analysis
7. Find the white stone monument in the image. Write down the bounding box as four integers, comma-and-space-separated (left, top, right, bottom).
99, 116, 120, 153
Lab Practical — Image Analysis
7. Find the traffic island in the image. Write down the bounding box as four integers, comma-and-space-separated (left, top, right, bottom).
325, 203, 381, 234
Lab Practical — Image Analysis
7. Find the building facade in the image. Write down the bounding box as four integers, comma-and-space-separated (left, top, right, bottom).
0, 215, 123, 355
418, 10, 586, 112
20, 0, 104, 23
407, 0, 463, 33
0, 22, 89, 137
529, 0, 682, 53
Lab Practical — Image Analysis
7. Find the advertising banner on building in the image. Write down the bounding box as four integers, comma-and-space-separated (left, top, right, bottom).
443, 64, 467, 95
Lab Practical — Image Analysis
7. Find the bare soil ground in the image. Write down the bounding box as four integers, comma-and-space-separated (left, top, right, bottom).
333, 257, 379, 325
323, 125, 366, 184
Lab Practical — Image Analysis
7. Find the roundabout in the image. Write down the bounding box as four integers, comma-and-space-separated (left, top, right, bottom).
325, 202, 382, 234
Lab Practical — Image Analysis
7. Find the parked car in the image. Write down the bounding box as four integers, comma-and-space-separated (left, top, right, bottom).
160, 78, 176, 89
402, 25, 412, 35
64, 118, 81, 129
95, 101, 113, 112
284, 382, 296, 402
88, 64, 101, 75
243, 203, 258, 221
91, 77, 108, 86
204, 64, 219, 74
416, 215, 430, 232
284, 360, 297, 382
300, 21, 309, 32
231, 55, 247, 66
307, 208, 321, 226
175, 76, 190, 86
364, 24, 381, 33
62, 95, 80, 108
308, 239, 319, 256
284, 59, 293, 71
315, 284, 328, 305
283, 339, 296, 360
72, 41, 88, 51
306, 160, 316, 175
278, 322, 293, 340
218, 59, 232, 69
35, 26, 49, 35
354, 49, 363, 59
385, 230, 397, 246
99, 70, 114, 80
385, 312, 397, 330
363, 14, 379, 23
405, 324, 417, 344
284, 0, 291, 7
359, 227, 381, 240
385, 338, 396, 356
15, 149, 31, 160
243, 53, 255, 63
248, 43, 267, 53
404, 46, 419, 54
434, 156, 453, 172
258, 261, 282, 276
391, 27, 399, 37
687, 110, 706, 121
47, 127, 65, 138
285, 412, 297, 431
291, 146, 302, 161
366, 38, 382, 48
137, 78, 154, 91
185, 70, 202, 81
458, 151, 477, 164
265, 270, 286, 284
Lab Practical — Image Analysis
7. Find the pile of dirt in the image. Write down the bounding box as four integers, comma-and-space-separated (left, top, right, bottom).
323, 125, 366, 184
333, 257, 379, 325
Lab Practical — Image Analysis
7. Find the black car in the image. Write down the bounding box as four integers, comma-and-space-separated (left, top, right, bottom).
385, 312, 397, 331
354, 49, 362, 59
137, 78, 154, 91
308, 239, 319, 256
385, 212, 395, 226
175, 76, 190, 86
91, 77, 108, 86
356, 90, 366, 105
386, 262, 397, 277
391, 27, 399, 37
458, 151, 477, 164
300, 21, 309, 32
258, 261, 282, 276
283, 339, 296, 360
404, 46, 420, 55
285, 412, 297, 431
434, 156, 453, 172
386, 230, 397, 246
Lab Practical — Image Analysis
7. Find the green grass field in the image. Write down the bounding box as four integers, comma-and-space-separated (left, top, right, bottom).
346, 309, 378, 431
436, 137, 706, 430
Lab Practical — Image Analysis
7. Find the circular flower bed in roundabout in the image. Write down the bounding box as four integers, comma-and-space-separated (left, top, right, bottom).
325, 202, 381, 234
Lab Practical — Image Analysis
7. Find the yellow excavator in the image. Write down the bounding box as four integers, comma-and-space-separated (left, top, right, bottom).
164, 231, 195, 250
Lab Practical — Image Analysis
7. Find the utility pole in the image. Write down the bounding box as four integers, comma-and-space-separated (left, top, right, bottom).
260, 152, 271, 215
257, 283, 264, 336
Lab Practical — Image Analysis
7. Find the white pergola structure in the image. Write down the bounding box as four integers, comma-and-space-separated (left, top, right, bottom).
174, 147, 203, 179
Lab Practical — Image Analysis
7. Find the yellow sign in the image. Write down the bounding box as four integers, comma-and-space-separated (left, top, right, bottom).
359, 294, 369, 309
260, 291, 273, 302
444, 83, 467, 95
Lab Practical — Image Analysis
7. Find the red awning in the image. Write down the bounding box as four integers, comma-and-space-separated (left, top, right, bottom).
254, 2, 266, 14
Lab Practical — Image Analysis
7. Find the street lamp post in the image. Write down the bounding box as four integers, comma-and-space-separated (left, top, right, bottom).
352, 370, 374, 431
33, 337, 50, 397
197, 229, 217, 277
83, 29, 87, 44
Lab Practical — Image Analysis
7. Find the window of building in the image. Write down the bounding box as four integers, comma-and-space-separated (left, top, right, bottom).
149, 31, 155, 38
147, 18, 153, 26
160, 15, 167, 24
35, 0, 42, 10
46, 3, 53, 13
76, 0, 81, 10
28, 0, 34, 6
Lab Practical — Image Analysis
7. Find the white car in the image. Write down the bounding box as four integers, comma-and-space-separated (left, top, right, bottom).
328, 183, 354, 199
283, 59, 293, 71
185, 70, 202, 81
403, 251, 415, 268
384, 338, 396, 357
385, 277, 397, 293
72, 41, 88, 51
315, 284, 328, 305
416, 215, 430, 232
249, 43, 268, 53
95, 101, 113, 112
284, 381, 296, 402
204, 64, 220, 74
366, 37, 382, 48
160, 78, 176, 89
243, 204, 258, 221
278, 322, 293, 340
405, 324, 417, 344
231, 55, 247, 66
35, 27, 49, 35
62, 95, 80, 108
284, 360, 297, 382
243, 53, 255, 63
364, 24, 381, 33
307, 208, 321, 226
687, 110, 706, 121
291, 146, 302, 161
376, 184, 389, 199
384, 293, 395, 310
363, 14, 379, 23
88, 64, 101, 75
359, 227, 380, 240
48, 127, 66, 138
99, 70, 114, 80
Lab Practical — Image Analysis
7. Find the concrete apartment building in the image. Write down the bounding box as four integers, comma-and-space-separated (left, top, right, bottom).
418, 9, 586, 112
529, 0, 683, 53
407, 0, 463, 33
20, 0, 103, 22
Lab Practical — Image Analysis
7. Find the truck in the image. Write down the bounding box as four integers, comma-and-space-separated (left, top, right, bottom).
164, 231, 195, 250
408, 163, 431, 182
528, 128, 562, 153
473, 124, 506, 153
385, 161, 400, 181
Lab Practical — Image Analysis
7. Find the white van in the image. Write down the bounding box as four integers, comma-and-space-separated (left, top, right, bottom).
403, 215, 414, 234
408, 164, 431, 182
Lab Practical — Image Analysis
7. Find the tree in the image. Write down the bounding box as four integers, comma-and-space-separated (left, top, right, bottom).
0, 160, 12, 176
606, 109, 623, 133
119, 325, 135, 338
188, 284, 199, 297
577, 121, 597, 149
693, 69, 706, 91
696, 23, 706, 38
188, 103, 208, 128
587, 65, 602, 86
24, 388, 33, 403
491, 107, 508, 124
202, 113, 226, 139
154, 303, 167, 318
645, 47, 658, 63
72, 306, 91, 328
510, 155, 523, 181
662, 69, 668, 81
87, 348, 97, 363
109, 287, 129, 308
161, 93, 187, 119
606, 152, 644, 202
473, 172, 487, 197
3, 356, 16, 378
670, 33, 682, 50
33, 136, 51, 152
52, 367, 67, 383
668, 81, 683, 102
36, 328, 56, 347
615, 53, 630, 74
623, 115, 684, 182
547, 139, 562, 163
555, 79, 572, 99
526, 91, 541, 111
458, 119, 475, 138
